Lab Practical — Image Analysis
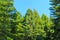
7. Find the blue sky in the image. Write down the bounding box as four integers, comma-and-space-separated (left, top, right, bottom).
14, 0, 51, 17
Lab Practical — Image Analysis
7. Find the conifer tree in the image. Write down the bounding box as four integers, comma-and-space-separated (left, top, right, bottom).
33, 10, 46, 40
50, 0, 60, 40
41, 14, 54, 40
0, 0, 15, 40
10, 11, 24, 40
22, 9, 34, 40
23, 9, 46, 40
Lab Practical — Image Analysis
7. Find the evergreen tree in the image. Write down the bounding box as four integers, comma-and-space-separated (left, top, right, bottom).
0, 0, 15, 40
50, 0, 60, 40
10, 11, 24, 40
33, 10, 46, 40
22, 9, 34, 40
23, 9, 46, 40
41, 14, 54, 40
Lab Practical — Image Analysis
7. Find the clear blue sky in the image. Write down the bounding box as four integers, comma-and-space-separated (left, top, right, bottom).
14, 0, 51, 17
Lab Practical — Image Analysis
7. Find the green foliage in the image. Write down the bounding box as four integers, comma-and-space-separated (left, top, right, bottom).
0, 0, 14, 40
22, 9, 48, 40
50, 0, 60, 40
41, 14, 54, 40
0, 0, 56, 40
10, 11, 25, 40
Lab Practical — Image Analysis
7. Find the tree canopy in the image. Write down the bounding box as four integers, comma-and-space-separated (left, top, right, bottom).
0, 0, 59, 40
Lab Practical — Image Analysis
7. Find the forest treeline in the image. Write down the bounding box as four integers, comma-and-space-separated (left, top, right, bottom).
0, 0, 60, 40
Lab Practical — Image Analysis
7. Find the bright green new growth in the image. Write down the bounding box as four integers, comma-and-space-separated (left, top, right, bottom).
0, 0, 57, 40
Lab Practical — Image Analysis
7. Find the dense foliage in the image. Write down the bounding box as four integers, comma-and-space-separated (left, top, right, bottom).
50, 0, 60, 40
0, 0, 59, 40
